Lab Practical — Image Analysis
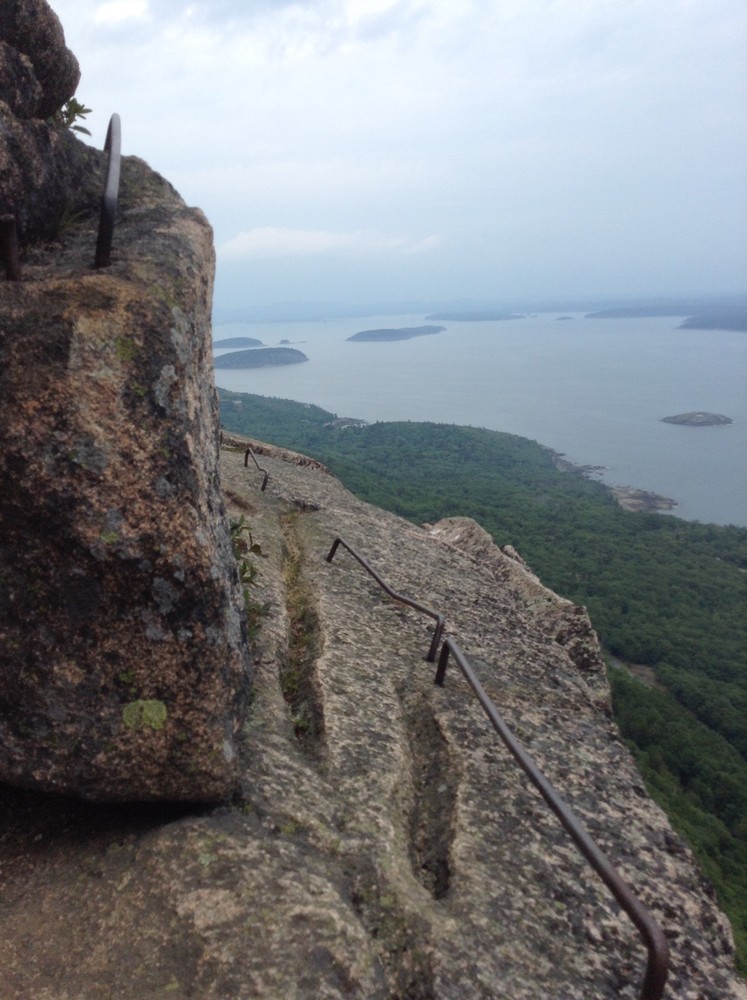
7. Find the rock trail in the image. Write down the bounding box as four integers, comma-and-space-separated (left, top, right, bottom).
0, 434, 744, 998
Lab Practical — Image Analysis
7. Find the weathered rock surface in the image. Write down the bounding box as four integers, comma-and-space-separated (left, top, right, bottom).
0, 0, 98, 248
610, 486, 678, 513
0, 0, 80, 118
1, 437, 743, 999
0, 155, 251, 800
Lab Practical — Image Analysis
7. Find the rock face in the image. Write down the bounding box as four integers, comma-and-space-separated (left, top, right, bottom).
1, 439, 744, 999
0, 0, 101, 249
0, 11, 251, 799
0, 0, 80, 119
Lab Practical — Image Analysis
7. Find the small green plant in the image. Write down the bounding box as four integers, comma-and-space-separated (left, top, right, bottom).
50, 97, 92, 135
229, 516, 269, 637
55, 202, 88, 236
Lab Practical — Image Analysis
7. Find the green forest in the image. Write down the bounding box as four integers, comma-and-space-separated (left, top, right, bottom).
219, 388, 747, 972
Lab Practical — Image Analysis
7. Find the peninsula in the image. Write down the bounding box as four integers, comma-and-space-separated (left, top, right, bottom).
347, 325, 445, 342
214, 347, 308, 369
661, 412, 732, 426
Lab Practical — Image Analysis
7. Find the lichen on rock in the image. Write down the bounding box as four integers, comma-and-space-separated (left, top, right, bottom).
122, 700, 168, 731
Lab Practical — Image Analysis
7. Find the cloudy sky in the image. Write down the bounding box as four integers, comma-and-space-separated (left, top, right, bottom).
51, 0, 746, 314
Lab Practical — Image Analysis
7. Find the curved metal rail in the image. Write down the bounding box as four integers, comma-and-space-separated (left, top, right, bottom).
435, 636, 670, 1000
94, 113, 122, 269
244, 448, 269, 491
326, 537, 444, 662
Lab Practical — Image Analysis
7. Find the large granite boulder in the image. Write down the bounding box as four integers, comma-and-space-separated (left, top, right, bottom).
0, 0, 80, 118
0, 0, 95, 248
0, 151, 252, 801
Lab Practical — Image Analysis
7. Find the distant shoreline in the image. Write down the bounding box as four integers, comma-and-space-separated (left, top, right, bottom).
585, 307, 747, 332
347, 325, 445, 342
425, 311, 524, 322
550, 452, 677, 513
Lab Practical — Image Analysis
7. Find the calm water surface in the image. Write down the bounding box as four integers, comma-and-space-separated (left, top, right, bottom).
214, 313, 747, 527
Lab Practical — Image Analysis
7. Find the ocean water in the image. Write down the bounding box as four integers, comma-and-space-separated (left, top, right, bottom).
213, 312, 747, 527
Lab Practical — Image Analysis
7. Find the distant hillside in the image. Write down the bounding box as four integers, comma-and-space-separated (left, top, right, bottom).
425, 310, 524, 321
679, 312, 747, 332
585, 305, 747, 332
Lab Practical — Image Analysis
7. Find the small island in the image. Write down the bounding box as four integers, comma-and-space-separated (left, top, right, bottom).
213, 337, 263, 348
661, 412, 733, 427
347, 325, 445, 342
214, 347, 308, 369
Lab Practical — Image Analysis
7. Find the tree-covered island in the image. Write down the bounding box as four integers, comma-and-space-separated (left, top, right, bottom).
214, 347, 308, 368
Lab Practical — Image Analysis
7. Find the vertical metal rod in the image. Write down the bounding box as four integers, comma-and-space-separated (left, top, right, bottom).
1, 215, 21, 281
434, 638, 669, 1000
244, 447, 269, 490
326, 536, 445, 662
94, 113, 122, 269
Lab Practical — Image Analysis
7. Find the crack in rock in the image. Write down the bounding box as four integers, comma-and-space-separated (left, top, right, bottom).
403, 692, 458, 901
279, 513, 326, 756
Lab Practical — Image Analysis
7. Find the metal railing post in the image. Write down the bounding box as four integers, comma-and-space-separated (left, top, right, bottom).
326, 536, 445, 662
244, 447, 269, 490
435, 637, 669, 1000
94, 113, 122, 269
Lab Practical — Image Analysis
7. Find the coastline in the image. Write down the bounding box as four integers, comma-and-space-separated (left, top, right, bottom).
550, 452, 677, 513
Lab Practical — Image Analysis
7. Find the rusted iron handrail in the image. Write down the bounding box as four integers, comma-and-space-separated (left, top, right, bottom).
435, 637, 669, 1000
326, 537, 444, 662
94, 113, 121, 269
244, 447, 269, 491
1, 214, 21, 281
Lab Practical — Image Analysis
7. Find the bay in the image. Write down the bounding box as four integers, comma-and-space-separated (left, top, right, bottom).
213, 312, 747, 527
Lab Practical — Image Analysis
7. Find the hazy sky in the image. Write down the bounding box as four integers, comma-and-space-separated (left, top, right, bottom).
51, 0, 747, 312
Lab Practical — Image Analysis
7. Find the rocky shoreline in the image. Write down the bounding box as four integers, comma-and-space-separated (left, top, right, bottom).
551, 453, 677, 513
609, 486, 677, 513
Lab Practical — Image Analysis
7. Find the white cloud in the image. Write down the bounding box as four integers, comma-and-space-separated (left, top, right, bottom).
93, 0, 149, 24
53, 0, 747, 302
219, 227, 442, 260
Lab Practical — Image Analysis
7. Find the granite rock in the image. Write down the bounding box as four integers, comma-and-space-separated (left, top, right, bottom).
3, 441, 743, 998
0, 157, 251, 802
0, 0, 97, 250
0, 0, 80, 118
